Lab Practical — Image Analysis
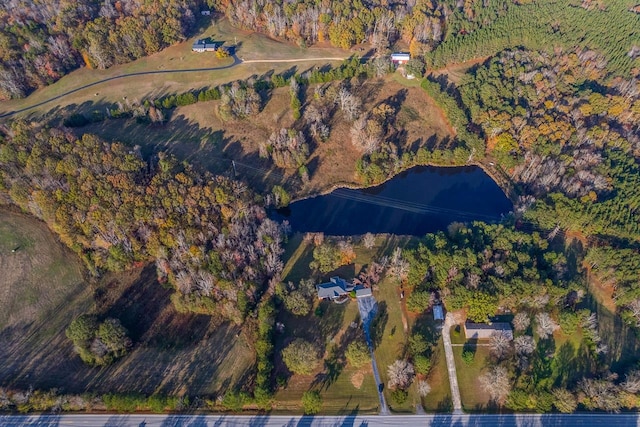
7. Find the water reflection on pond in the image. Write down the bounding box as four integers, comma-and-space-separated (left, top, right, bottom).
272, 166, 513, 236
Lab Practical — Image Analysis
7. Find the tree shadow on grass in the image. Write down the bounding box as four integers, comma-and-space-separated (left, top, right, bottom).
0, 264, 246, 397
369, 301, 388, 350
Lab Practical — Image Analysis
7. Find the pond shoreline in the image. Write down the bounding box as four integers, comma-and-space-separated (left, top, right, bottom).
291, 159, 515, 207
274, 163, 513, 236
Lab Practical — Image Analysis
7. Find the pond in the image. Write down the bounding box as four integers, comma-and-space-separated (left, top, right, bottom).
272, 165, 513, 236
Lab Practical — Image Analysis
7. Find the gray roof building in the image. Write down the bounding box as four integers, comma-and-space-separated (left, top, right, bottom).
317, 277, 351, 299
192, 39, 219, 52
433, 304, 444, 321
354, 286, 372, 298
464, 322, 513, 340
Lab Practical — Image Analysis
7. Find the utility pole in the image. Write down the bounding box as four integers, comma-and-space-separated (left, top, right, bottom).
232, 160, 237, 177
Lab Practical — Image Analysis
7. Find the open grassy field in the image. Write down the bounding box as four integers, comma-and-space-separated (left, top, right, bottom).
273, 297, 379, 414
0, 17, 348, 119
0, 209, 253, 397
0, 209, 86, 331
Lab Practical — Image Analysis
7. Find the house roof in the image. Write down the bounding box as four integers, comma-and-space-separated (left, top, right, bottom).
317, 277, 350, 298
391, 53, 411, 60
464, 322, 513, 340
354, 286, 372, 298
192, 39, 219, 50
433, 305, 444, 321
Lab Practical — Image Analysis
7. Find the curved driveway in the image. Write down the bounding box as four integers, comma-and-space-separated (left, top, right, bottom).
0, 55, 346, 119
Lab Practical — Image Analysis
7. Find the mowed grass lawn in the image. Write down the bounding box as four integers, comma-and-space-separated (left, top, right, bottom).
373, 275, 419, 413
0, 17, 347, 119
452, 344, 492, 411
422, 339, 452, 412
273, 299, 379, 414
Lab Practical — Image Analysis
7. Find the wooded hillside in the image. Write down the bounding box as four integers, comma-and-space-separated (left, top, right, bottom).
0, 121, 284, 322
0, 0, 200, 99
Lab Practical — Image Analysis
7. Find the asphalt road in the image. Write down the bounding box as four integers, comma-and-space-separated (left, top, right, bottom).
2, 413, 640, 426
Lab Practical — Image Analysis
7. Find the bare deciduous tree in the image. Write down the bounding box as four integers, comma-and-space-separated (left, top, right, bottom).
389, 247, 410, 282
464, 272, 481, 289
387, 359, 415, 390
626, 299, 640, 327
362, 232, 376, 249
479, 365, 511, 404
489, 331, 513, 360
535, 312, 559, 339
335, 87, 361, 121
621, 370, 640, 394
417, 380, 431, 397
579, 377, 621, 412
514, 335, 535, 356
512, 312, 531, 332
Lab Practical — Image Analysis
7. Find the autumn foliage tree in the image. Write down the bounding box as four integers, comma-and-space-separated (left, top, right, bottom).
0, 122, 284, 322
0, 0, 198, 99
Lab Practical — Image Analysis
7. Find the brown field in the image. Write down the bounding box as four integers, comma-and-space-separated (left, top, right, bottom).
0, 18, 348, 119
0, 210, 253, 396
74, 76, 453, 197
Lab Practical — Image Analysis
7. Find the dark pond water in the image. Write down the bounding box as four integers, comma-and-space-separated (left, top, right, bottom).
272, 165, 513, 236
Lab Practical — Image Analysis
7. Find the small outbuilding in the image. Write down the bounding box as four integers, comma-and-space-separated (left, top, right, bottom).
355, 286, 372, 298
433, 304, 444, 321
464, 322, 513, 340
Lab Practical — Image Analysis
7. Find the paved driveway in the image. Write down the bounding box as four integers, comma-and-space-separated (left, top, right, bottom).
442, 313, 463, 414
357, 295, 388, 415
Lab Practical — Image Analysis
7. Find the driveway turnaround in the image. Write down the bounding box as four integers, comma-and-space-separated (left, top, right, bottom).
442, 313, 463, 414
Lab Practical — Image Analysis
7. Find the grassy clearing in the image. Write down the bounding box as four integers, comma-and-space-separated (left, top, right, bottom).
421, 339, 452, 412
0, 209, 253, 396
373, 276, 416, 413
0, 209, 86, 331
452, 343, 492, 411
0, 17, 347, 119
273, 297, 379, 414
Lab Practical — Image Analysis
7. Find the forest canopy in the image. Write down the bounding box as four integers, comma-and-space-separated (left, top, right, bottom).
0, 121, 284, 322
